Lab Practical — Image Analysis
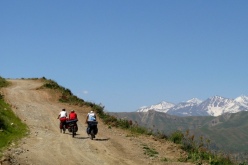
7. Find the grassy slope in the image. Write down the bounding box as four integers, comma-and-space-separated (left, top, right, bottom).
0, 100, 28, 148
110, 111, 214, 134
0, 77, 28, 156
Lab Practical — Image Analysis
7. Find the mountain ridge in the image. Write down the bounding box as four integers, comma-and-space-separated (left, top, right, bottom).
137, 95, 248, 116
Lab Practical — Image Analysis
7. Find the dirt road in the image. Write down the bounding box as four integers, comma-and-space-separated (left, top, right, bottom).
1, 79, 192, 165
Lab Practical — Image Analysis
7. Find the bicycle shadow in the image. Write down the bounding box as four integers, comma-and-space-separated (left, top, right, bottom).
74, 136, 110, 141
74, 136, 89, 139
94, 138, 110, 141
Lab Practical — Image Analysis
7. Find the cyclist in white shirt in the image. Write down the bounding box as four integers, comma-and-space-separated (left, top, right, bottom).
58, 108, 67, 119
57, 108, 67, 133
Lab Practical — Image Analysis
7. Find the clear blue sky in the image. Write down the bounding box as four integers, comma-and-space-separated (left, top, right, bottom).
1, 1, 248, 112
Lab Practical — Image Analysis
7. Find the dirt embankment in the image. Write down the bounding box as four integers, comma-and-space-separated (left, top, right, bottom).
1, 79, 193, 165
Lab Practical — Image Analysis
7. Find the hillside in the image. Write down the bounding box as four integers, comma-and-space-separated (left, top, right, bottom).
110, 110, 248, 161
0, 79, 193, 165
194, 111, 248, 153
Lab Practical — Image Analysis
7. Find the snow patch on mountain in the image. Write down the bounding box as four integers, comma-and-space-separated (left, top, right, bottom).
186, 98, 202, 104
137, 101, 175, 113
235, 95, 248, 108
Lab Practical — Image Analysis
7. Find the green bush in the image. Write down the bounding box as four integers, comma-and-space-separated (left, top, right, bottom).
130, 125, 150, 135
142, 144, 158, 157
0, 76, 9, 88
169, 130, 184, 144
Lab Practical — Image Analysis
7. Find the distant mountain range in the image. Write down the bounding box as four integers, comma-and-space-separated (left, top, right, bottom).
137, 95, 248, 116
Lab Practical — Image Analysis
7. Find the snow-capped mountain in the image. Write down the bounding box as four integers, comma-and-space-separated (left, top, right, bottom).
197, 96, 233, 116
137, 101, 175, 113
137, 95, 248, 116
